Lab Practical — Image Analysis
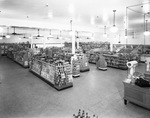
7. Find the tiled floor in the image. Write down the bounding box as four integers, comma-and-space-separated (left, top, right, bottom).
0, 56, 150, 118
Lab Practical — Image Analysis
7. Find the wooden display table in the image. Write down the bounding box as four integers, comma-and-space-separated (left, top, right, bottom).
140, 54, 150, 62
123, 80, 150, 110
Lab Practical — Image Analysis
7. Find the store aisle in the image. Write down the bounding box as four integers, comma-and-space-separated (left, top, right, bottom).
0, 56, 150, 118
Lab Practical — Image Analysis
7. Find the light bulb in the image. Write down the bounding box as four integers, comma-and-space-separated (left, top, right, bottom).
49, 34, 53, 38
144, 31, 150, 36
69, 31, 75, 36
103, 34, 107, 38
0, 27, 3, 33
59, 36, 62, 39
125, 35, 128, 39
6, 35, 10, 38
110, 26, 118, 33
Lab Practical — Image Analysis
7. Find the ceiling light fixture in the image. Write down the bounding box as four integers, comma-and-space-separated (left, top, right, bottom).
76, 31, 79, 38
6, 27, 10, 38
69, 20, 74, 36
103, 26, 107, 38
0, 27, 3, 33
59, 30, 62, 39
91, 33, 94, 39
125, 29, 127, 39
132, 32, 135, 38
49, 29, 53, 38
110, 10, 118, 33
144, 20, 150, 36
118, 35, 121, 43
143, 3, 150, 14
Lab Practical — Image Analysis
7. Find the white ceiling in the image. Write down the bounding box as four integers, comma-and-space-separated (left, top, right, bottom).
0, 0, 150, 34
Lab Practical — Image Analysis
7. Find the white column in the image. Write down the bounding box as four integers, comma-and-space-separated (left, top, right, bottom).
43, 37, 46, 49
77, 38, 79, 49
72, 30, 75, 54
30, 37, 33, 48
110, 42, 113, 51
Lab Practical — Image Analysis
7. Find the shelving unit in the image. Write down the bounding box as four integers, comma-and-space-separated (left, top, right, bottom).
76, 54, 90, 72
7, 43, 30, 68
30, 58, 73, 91
0, 43, 8, 56
103, 54, 128, 70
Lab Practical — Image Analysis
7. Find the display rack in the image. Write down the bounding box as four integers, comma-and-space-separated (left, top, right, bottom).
103, 54, 128, 70
7, 43, 30, 68
30, 58, 73, 91
76, 54, 90, 72
0, 43, 8, 56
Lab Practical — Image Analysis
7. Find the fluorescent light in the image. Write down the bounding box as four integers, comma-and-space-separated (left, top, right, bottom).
110, 10, 118, 33
110, 26, 118, 33
103, 34, 107, 38
144, 31, 150, 36
143, 4, 149, 13
48, 12, 53, 18
0, 27, 3, 33
6, 35, 10, 38
69, 31, 75, 36
125, 35, 128, 39
49, 34, 53, 38
59, 36, 62, 39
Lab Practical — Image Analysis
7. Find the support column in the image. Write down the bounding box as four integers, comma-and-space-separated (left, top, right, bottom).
30, 37, 33, 48
77, 38, 79, 49
72, 30, 75, 54
110, 42, 113, 52
43, 37, 46, 49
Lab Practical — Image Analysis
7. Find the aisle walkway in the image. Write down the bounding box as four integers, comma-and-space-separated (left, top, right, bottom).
0, 56, 150, 118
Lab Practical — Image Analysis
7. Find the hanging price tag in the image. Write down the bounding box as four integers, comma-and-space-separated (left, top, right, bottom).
85, 62, 88, 66
24, 61, 28, 66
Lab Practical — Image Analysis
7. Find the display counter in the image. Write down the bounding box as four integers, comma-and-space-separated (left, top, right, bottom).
140, 54, 150, 62
123, 80, 150, 110
30, 58, 73, 91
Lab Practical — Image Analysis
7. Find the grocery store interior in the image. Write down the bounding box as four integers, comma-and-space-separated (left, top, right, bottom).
0, 0, 150, 118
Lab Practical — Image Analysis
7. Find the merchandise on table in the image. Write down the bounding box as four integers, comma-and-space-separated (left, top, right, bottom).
76, 54, 90, 72
96, 54, 107, 71
71, 55, 80, 77
7, 42, 30, 68
0, 43, 8, 56
30, 53, 73, 91
103, 54, 128, 70
73, 109, 99, 118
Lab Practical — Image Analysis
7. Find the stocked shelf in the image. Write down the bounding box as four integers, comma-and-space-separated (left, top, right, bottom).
76, 54, 90, 72
0, 43, 8, 56
103, 54, 128, 70
30, 58, 73, 91
64, 41, 110, 53
7, 43, 30, 68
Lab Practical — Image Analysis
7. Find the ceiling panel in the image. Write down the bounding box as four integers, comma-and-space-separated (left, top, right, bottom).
0, 0, 150, 36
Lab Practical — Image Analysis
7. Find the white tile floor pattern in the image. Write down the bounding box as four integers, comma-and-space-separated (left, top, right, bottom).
0, 56, 150, 118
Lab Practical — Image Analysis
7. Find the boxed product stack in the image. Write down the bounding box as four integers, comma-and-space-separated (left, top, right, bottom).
76, 54, 90, 72
6, 42, 30, 68
40, 62, 55, 84
30, 54, 73, 90
71, 55, 80, 77
0, 43, 8, 56
30, 59, 42, 75
54, 60, 73, 87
